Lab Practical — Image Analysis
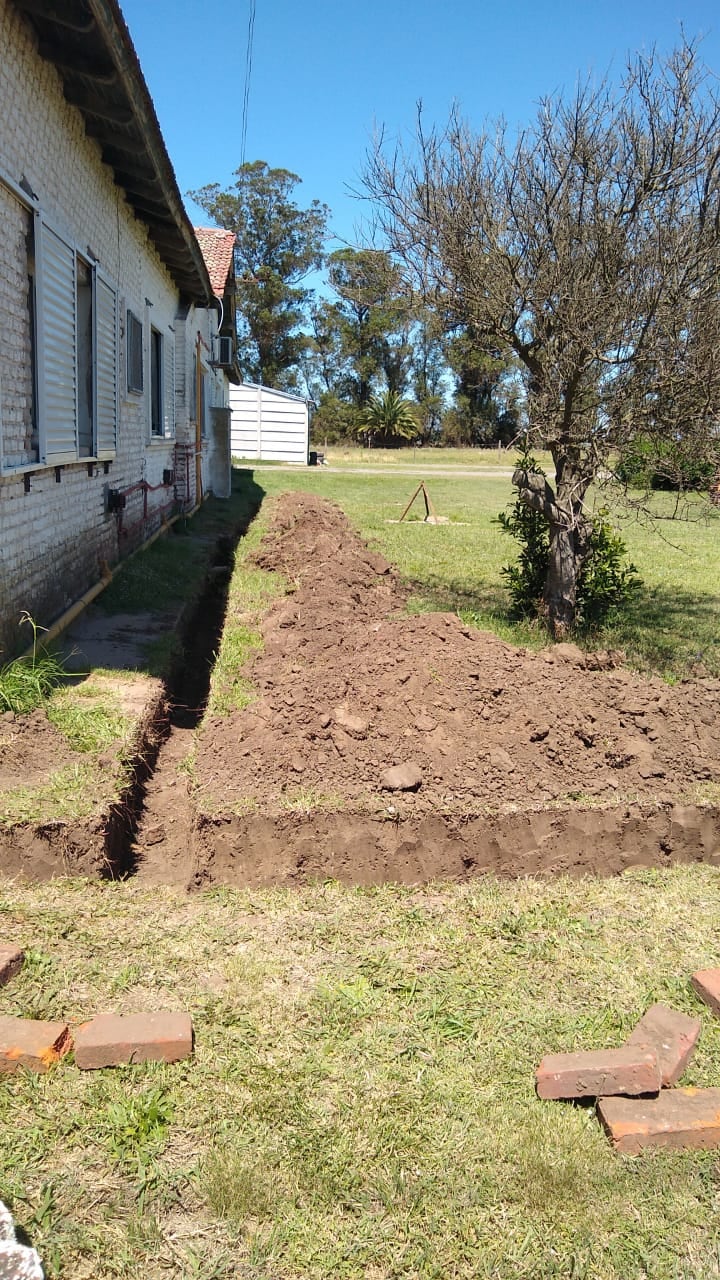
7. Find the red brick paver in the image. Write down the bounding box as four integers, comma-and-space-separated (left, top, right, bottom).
0, 1016, 71, 1072
626, 1003, 701, 1086
74, 1011, 193, 1069
598, 1087, 720, 1153
536, 1046, 661, 1100
0, 946, 24, 987
691, 969, 720, 1017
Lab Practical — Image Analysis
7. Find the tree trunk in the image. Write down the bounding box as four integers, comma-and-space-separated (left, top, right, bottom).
544, 450, 591, 637
544, 518, 578, 637
513, 448, 591, 638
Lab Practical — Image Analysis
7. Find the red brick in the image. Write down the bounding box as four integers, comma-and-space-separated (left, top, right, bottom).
536, 1045, 660, 1100
74, 1011, 193, 1069
691, 968, 720, 1017
0, 946, 24, 987
625, 1003, 701, 1086
598, 1087, 720, 1153
0, 1016, 71, 1073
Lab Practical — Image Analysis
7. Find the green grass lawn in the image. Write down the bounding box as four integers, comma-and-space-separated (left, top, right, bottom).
249, 466, 720, 678
316, 444, 531, 469
1, 467, 719, 1278
2, 868, 720, 1280
235, 445, 532, 470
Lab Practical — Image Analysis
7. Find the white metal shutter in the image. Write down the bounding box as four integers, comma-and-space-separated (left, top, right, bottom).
37, 217, 77, 463
95, 273, 118, 457
164, 328, 175, 437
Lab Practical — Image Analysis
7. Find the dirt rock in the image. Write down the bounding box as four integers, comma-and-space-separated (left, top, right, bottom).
552, 642, 586, 666
333, 706, 369, 737
381, 763, 423, 792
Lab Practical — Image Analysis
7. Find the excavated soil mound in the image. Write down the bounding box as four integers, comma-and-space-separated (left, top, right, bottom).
193, 493, 720, 886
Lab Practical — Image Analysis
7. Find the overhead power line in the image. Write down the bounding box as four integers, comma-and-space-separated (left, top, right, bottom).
240, 0, 256, 170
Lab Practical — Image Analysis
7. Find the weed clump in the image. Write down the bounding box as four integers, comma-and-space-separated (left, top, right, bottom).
0, 614, 66, 714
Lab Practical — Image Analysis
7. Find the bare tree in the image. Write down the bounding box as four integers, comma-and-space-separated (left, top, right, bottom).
365, 43, 720, 634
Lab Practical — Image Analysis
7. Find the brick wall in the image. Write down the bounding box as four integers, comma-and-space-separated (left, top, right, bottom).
0, 0, 225, 657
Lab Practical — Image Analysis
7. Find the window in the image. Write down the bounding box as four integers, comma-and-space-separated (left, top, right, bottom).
34, 214, 118, 464
126, 310, 143, 394
0, 180, 38, 469
0, 174, 118, 469
150, 327, 163, 436
200, 371, 207, 438
76, 258, 93, 456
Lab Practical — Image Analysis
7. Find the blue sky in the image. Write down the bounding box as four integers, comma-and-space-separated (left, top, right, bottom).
122, 0, 720, 254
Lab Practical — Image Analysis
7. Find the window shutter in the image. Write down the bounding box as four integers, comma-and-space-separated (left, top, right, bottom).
37, 217, 77, 463
126, 310, 143, 393
164, 329, 175, 437
95, 273, 118, 457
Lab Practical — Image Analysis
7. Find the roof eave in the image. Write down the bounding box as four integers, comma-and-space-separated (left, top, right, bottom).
12, 0, 214, 305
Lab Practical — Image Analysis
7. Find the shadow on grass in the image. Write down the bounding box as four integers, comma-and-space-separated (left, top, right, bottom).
404, 572, 720, 678
99, 469, 266, 617
603, 582, 720, 677
81, 469, 267, 683
407, 574, 509, 618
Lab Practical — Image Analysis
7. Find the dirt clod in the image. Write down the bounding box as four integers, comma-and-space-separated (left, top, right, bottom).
381, 762, 423, 792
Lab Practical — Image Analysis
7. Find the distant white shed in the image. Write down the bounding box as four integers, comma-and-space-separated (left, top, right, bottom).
229, 383, 310, 464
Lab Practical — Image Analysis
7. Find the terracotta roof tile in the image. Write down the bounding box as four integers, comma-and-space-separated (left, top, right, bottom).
194, 227, 236, 298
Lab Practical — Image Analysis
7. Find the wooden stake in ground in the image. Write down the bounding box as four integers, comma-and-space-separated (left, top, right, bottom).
399, 481, 436, 523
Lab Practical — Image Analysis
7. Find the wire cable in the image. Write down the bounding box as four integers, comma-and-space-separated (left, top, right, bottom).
240, 0, 256, 170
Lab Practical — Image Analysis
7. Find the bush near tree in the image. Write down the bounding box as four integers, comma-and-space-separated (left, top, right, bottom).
498, 456, 641, 631
615, 437, 716, 493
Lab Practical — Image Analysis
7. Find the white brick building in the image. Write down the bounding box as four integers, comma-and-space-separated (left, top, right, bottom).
0, 0, 237, 658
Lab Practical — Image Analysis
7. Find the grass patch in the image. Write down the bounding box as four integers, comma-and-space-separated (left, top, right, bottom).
0, 674, 152, 827
0, 761, 124, 826
98, 471, 266, 626
0, 650, 67, 714
205, 498, 286, 717
96, 527, 208, 615
277, 786, 345, 814
311, 444, 554, 470
47, 687, 131, 754
2, 868, 720, 1276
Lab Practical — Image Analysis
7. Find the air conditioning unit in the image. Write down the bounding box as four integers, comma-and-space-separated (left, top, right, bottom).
214, 335, 234, 366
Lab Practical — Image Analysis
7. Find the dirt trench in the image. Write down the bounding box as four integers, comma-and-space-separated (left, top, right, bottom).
127, 537, 236, 884
0, 516, 254, 881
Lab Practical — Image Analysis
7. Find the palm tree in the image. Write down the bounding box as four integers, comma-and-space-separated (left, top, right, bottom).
359, 390, 418, 447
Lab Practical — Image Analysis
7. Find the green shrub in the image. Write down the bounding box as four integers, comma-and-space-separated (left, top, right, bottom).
498, 456, 641, 631
616, 437, 714, 491
496, 454, 548, 617
576, 508, 642, 628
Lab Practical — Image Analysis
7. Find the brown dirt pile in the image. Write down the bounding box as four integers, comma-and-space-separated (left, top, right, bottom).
197, 492, 720, 820
190, 493, 719, 885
